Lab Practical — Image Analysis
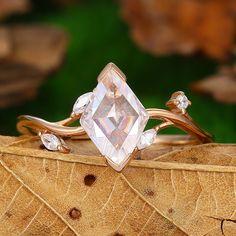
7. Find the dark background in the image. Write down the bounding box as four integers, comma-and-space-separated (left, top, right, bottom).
0, 0, 235, 143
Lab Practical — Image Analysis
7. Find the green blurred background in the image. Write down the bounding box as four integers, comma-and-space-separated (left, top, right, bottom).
0, 0, 235, 143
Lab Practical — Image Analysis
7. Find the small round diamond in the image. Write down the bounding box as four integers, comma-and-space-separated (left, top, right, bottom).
176, 95, 189, 110
137, 129, 157, 150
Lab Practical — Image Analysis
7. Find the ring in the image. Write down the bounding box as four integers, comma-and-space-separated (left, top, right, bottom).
17, 63, 213, 172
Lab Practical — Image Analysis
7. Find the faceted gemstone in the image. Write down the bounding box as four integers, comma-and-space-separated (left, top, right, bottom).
72, 92, 93, 115
137, 129, 157, 150
80, 63, 149, 170
40, 133, 64, 151
176, 94, 189, 110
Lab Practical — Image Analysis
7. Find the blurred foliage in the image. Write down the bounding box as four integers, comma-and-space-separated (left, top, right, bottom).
0, 0, 235, 142
121, 0, 236, 60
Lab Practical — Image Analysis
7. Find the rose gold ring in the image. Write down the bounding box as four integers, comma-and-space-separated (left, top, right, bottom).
17, 63, 213, 172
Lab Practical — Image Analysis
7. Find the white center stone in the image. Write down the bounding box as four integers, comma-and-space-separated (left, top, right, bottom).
80, 63, 149, 170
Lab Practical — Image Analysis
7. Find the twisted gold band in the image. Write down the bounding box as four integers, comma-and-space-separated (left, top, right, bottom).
17, 108, 212, 145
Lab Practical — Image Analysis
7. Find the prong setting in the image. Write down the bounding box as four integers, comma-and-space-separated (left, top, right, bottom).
166, 91, 191, 114
97, 62, 127, 82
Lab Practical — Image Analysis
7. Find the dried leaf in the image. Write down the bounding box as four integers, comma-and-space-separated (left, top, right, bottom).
7, 25, 69, 72
0, 25, 68, 108
0, 0, 30, 20
0, 62, 45, 106
120, 0, 236, 60
192, 65, 236, 103
0, 28, 10, 58
0, 135, 236, 235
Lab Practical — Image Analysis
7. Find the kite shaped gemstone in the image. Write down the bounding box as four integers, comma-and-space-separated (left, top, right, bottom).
80, 63, 149, 171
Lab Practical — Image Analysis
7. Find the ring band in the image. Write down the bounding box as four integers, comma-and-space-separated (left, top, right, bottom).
17, 63, 213, 172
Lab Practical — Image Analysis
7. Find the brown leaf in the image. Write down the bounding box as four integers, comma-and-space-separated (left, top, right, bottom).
0, 0, 30, 20
0, 28, 10, 58
120, 0, 236, 60
191, 65, 236, 103
0, 25, 68, 108
6, 25, 69, 72
0, 62, 45, 108
0, 135, 236, 235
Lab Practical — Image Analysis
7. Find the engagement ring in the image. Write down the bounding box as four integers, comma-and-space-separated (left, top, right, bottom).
17, 63, 213, 172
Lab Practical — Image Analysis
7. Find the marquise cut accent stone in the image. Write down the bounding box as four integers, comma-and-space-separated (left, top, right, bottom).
72, 92, 92, 115
80, 63, 149, 170
40, 133, 65, 151
137, 129, 157, 150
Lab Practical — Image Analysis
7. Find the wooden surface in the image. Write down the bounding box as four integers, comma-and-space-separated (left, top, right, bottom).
0, 135, 236, 235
